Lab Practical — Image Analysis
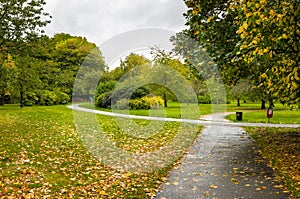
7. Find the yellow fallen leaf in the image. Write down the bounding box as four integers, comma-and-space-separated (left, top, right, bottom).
100, 190, 107, 195
173, 181, 179, 186
210, 185, 218, 189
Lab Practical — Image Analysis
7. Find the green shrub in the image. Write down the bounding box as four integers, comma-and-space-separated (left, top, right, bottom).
115, 99, 129, 110
129, 98, 151, 110
130, 86, 150, 99
95, 91, 112, 108
39, 90, 57, 106
54, 90, 70, 104
35, 90, 70, 106
129, 96, 163, 110
24, 92, 38, 106
111, 84, 151, 102
96, 93, 105, 107
95, 81, 116, 98
198, 94, 211, 104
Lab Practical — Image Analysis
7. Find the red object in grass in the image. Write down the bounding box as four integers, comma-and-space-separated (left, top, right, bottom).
266, 108, 273, 118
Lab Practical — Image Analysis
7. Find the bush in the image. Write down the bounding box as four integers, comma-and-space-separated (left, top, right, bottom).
115, 99, 129, 110
38, 90, 57, 106
131, 86, 150, 99
129, 96, 163, 110
96, 93, 105, 107
129, 98, 151, 110
36, 90, 70, 106
24, 92, 38, 106
95, 91, 112, 108
95, 81, 116, 99
110, 84, 151, 102
54, 90, 70, 104
198, 94, 211, 104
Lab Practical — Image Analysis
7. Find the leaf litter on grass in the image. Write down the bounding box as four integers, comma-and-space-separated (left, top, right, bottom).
246, 127, 300, 198
0, 105, 202, 198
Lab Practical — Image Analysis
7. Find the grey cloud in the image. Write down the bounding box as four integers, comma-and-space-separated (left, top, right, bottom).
44, 0, 187, 44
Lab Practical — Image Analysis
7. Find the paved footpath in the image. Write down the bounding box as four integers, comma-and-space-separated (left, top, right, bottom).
68, 105, 298, 199
155, 113, 295, 199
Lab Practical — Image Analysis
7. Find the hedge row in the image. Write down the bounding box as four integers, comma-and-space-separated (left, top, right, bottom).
24, 90, 70, 106
96, 92, 163, 110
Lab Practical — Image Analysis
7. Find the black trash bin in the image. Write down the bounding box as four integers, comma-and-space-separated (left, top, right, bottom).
236, 112, 243, 121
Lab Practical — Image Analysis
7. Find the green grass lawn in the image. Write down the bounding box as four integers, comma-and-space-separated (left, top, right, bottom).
225, 108, 300, 124
0, 104, 201, 198
245, 127, 300, 198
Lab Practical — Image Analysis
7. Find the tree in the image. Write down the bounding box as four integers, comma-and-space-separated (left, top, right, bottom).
231, 78, 254, 106
14, 55, 42, 107
151, 47, 191, 107
0, 0, 51, 106
0, 54, 16, 105
182, 0, 248, 84
182, 0, 300, 106
0, 0, 51, 47
234, 0, 300, 106
52, 34, 107, 98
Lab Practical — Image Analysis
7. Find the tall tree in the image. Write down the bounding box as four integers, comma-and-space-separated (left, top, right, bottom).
234, 0, 300, 106
0, 0, 51, 106
14, 55, 40, 107
0, 0, 50, 51
182, 0, 246, 84
0, 54, 16, 105
182, 0, 300, 106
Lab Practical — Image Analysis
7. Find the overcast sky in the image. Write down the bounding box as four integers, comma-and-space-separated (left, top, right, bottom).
44, 0, 188, 45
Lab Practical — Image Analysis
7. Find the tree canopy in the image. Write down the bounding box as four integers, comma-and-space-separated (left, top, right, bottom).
234, 0, 300, 105
0, 0, 51, 106
0, 0, 51, 49
181, 0, 300, 105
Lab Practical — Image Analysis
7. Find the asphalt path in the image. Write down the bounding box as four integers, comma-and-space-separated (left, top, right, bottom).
68, 104, 298, 198
155, 113, 294, 199
67, 104, 300, 128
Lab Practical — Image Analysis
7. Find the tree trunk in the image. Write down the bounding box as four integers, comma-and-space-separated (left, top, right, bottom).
261, 100, 266, 109
20, 90, 24, 108
163, 92, 167, 107
268, 98, 274, 108
0, 95, 4, 106
237, 98, 240, 106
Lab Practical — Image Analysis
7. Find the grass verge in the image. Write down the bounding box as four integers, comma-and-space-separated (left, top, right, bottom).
226, 109, 300, 124
245, 127, 300, 198
0, 104, 202, 198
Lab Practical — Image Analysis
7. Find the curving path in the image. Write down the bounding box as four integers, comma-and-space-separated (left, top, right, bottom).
68, 104, 300, 128
68, 104, 298, 198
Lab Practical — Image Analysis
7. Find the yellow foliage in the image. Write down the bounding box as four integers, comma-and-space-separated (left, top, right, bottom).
3, 54, 16, 69
269, 9, 276, 16
282, 34, 288, 39
192, 9, 199, 15
277, 14, 283, 20
207, 16, 214, 22
260, 73, 268, 79
257, 49, 264, 56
